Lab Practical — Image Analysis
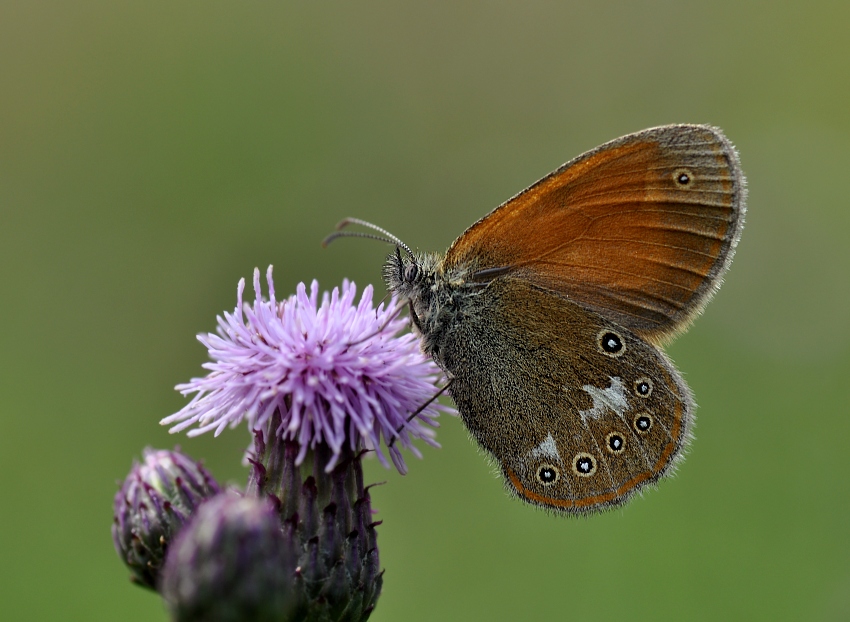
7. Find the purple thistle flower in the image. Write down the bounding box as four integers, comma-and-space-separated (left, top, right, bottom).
161, 266, 451, 473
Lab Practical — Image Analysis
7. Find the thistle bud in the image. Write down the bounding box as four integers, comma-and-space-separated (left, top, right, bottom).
161, 493, 298, 622
112, 447, 220, 590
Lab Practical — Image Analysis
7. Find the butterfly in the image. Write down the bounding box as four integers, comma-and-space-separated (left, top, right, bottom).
328, 124, 745, 514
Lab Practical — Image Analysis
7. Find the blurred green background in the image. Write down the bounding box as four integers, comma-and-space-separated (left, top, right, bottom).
2, 1, 849, 620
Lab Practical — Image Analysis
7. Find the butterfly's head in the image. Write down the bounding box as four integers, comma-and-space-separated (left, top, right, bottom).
383, 246, 440, 302
384, 247, 455, 358
322, 218, 443, 340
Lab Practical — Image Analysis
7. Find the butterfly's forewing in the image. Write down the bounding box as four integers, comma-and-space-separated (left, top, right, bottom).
442, 277, 692, 514
444, 124, 746, 342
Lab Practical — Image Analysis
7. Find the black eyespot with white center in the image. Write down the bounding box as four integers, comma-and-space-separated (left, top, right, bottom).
536, 464, 560, 485
597, 329, 626, 357
674, 168, 694, 187
572, 453, 597, 477
633, 413, 654, 435
605, 432, 626, 454
634, 377, 654, 398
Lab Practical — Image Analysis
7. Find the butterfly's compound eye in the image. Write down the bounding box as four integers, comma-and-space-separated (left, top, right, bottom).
404, 263, 419, 283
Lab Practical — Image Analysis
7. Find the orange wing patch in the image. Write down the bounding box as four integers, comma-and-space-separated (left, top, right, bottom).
445, 126, 744, 341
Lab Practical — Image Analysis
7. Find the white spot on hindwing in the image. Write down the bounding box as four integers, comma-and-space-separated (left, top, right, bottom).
527, 432, 561, 462
579, 377, 629, 422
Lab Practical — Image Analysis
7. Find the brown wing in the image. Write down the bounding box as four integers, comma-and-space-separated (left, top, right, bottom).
440, 278, 693, 515
444, 124, 746, 343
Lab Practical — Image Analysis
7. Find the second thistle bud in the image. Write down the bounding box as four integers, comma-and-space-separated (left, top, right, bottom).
161, 493, 299, 622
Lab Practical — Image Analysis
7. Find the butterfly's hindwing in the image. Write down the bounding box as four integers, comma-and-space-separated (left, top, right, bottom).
441, 277, 693, 514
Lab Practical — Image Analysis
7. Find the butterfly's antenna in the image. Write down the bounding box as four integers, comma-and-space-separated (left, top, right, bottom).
322, 217, 415, 260
388, 379, 454, 448
322, 230, 399, 249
